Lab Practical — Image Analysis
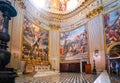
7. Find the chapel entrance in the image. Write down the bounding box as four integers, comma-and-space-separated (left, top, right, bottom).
108, 44, 120, 76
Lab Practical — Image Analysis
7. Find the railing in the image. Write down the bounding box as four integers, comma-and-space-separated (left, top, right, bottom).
94, 70, 111, 83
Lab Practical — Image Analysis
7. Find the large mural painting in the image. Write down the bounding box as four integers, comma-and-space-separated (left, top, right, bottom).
22, 17, 49, 61
60, 25, 88, 61
104, 9, 120, 48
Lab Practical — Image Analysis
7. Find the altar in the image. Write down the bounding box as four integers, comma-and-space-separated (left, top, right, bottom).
25, 64, 51, 73
35, 65, 50, 72
23, 54, 51, 73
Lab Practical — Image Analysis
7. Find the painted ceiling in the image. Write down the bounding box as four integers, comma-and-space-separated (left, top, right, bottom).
29, 0, 82, 14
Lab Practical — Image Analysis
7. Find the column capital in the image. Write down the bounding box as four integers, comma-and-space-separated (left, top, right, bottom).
86, 5, 103, 18
49, 24, 61, 30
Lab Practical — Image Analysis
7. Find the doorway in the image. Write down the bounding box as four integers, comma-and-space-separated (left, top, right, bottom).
60, 63, 80, 73
108, 44, 120, 76
82, 61, 87, 72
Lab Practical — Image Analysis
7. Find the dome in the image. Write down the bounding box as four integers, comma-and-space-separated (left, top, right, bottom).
29, 0, 82, 14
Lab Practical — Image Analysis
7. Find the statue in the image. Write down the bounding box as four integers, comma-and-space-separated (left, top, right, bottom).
92, 60, 97, 75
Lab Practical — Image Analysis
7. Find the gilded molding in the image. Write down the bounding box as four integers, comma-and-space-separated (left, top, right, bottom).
14, 0, 26, 9
86, 5, 104, 18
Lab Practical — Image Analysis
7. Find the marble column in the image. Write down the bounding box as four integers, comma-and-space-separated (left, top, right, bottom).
7, 1, 24, 69
49, 24, 60, 72
87, 15, 105, 72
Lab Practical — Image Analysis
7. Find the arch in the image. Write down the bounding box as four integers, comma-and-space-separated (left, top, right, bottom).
106, 42, 120, 54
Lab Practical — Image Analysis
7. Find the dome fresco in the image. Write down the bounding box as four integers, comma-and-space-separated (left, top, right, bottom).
29, 0, 82, 14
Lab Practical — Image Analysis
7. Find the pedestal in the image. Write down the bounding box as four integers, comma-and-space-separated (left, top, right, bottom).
0, 0, 17, 83
0, 70, 17, 83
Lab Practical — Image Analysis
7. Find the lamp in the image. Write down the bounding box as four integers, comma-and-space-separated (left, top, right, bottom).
94, 49, 99, 57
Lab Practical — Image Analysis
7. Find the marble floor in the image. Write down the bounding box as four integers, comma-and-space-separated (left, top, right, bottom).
15, 72, 99, 83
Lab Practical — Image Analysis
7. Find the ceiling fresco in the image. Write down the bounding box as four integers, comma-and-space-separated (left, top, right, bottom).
29, 0, 82, 13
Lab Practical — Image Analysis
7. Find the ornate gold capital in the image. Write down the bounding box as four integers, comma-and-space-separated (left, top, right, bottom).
86, 5, 104, 18
49, 24, 61, 30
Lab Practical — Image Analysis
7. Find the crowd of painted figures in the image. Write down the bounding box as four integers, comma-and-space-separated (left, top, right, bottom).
60, 27, 88, 58
104, 9, 120, 47
22, 17, 49, 62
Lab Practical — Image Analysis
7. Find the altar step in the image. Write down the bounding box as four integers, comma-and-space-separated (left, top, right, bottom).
33, 71, 60, 77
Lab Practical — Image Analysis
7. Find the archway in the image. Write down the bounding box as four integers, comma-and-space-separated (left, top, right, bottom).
107, 42, 120, 54
107, 42, 120, 76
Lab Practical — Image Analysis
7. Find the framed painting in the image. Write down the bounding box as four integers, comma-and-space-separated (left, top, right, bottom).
60, 25, 88, 61
22, 16, 49, 61
104, 8, 120, 48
